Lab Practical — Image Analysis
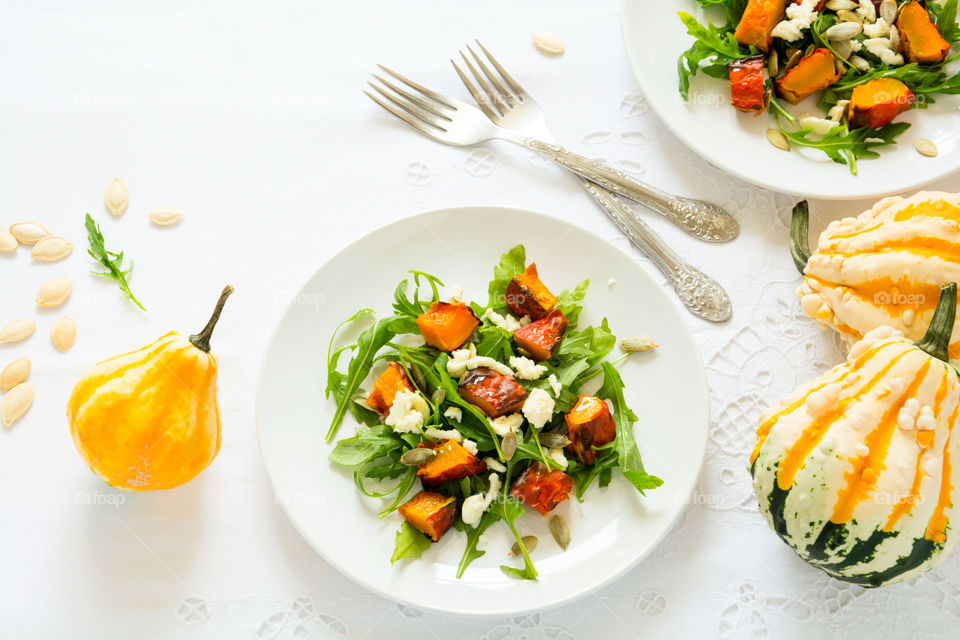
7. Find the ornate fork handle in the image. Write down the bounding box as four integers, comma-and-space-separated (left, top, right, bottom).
579, 178, 733, 323
521, 138, 739, 243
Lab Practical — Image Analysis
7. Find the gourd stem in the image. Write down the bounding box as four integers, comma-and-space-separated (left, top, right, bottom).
190, 285, 235, 353
790, 200, 811, 275
916, 283, 957, 363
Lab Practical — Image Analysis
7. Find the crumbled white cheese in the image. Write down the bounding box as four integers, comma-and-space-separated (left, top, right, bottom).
462, 439, 478, 455
548, 373, 562, 397
447, 285, 465, 304
863, 17, 890, 39
444, 406, 463, 423
509, 355, 547, 381
772, 0, 819, 41
385, 390, 429, 433
547, 447, 568, 468
461, 473, 501, 526
522, 388, 555, 430
424, 427, 463, 442
490, 412, 524, 436
485, 308, 523, 332
483, 456, 507, 473
446, 343, 514, 378
519, 315, 532, 326
857, 0, 876, 23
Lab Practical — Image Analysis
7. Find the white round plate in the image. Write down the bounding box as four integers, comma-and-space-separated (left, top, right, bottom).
620, 0, 960, 200
256, 206, 709, 616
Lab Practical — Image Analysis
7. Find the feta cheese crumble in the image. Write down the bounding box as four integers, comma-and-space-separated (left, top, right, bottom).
483, 456, 507, 473
446, 284, 464, 303
424, 427, 463, 442
771, 0, 818, 42
509, 355, 547, 380
384, 390, 429, 433
490, 412, 524, 436
548, 373, 562, 397
522, 388, 555, 430
547, 447, 568, 468
447, 343, 514, 378
485, 308, 526, 332
461, 473, 501, 526
462, 439, 479, 455
444, 406, 462, 423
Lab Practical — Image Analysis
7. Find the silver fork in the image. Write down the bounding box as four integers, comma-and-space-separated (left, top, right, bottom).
364, 65, 738, 245
449, 42, 733, 322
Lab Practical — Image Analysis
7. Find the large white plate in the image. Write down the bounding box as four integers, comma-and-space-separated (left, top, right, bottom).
621, 0, 960, 200
256, 206, 709, 616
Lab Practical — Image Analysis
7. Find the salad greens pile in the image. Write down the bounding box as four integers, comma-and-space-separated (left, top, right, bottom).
325, 245, 662, 580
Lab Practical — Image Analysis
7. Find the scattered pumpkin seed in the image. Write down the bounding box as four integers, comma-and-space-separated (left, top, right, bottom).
783, 49, 802, 73
804, 43, 815, 57
510, 535, 538, 556
530, 32, 564, 55
767, 49, 778, 77
30, 236, 73, 262
833, 38, 854, 60
502, 430, 518, 461
825, 0, 858, 10
880, 0, 899, 25
0, 229, 17, 252
400, 448, 436, 466
539, 432, 570, 448
104, 178, 129, 216
0, 358, 30, 392
766, 129, 791, 152
549, 515, 571, 551
9, 221, 51, 245
1, 382, 33, 427
836, 9, 863, 24
825, 22, 862, 40
36, 278, 73, 309
914, 138, 938, 157
620, 336, 659, 352
430, 388, 446, 406
849, 55, 871, 71
50, 316, 77, 352
0, 319, 36, 344
148, 207, 183, 226
409, 363, 426, 392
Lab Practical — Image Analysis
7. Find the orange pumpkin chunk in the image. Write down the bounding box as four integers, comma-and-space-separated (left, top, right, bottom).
734, 0, 787, 53
367, 361, 415, 416
398, 491, 457, 542
775, 48, 841, 105
416, 440, 487, 487
729, 55, 766, 112
417, 302, 479, 351
847, 78, 915, 129
564, 395, 616, 465
505, 263, 557, 320
509, 461, 574, 515
513, 308, 569, 362
897, 1, 951, 64
458, 367, 528, 418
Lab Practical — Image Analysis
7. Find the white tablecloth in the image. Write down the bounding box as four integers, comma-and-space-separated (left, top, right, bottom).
3, 1, 960, 638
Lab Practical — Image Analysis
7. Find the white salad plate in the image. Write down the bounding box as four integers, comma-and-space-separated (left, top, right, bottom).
256, 206, 709, 616
621, 0, 960, 200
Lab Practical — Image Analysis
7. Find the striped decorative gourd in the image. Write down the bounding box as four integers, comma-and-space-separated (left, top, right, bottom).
792, 193, 960, 362
752, 284, 960, 586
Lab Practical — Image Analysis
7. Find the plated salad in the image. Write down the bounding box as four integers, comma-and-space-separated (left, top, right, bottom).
325, 245, 662, 580
678, 0, 960, 173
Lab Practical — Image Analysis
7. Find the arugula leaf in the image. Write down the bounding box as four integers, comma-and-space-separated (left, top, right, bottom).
694, 0, 748, 26
456, 509, 500, 578
556, 278, 589, 328
677, 11, 749, 101
937, 0, 959, 43
775, 120, 910, 175
328, 424, 401, 466
497, 496, 538, 581
391, 521, 432, 564
487, 244, 526, 311
84, 213, 146, 311
556, 318, 616, 366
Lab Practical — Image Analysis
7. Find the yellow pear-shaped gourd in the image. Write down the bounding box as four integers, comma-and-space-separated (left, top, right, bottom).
68, 286, 234, 491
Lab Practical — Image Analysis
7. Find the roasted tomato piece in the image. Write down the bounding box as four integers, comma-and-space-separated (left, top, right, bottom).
398, 491, 457, 542
774, 48, 841, 105
513, 308, 568, 362
847, 78, 915, 129
729, 55, 766, 113
366, 361, 415, 415
505, 263, 557, 320
564, 395, 616, 465
509, 461, 574, 515
416, 439, 487, 487
898, 1, 951, 64
734, 0, 787, 53
458, 367, 528, 418
417, 301, 479, 351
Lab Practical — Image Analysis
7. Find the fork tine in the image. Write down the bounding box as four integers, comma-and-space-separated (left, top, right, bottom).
372, 73, 453, 121
376, 64, 458, 110
450, 59, 499, 120
458, 51, 504, 116
466, 44, 517, 108
473, 40, 527, 100
364, 91, 441, 137
365, 85, 447, 133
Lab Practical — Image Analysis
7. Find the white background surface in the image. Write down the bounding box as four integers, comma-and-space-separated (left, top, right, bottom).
3, 1, 960, 638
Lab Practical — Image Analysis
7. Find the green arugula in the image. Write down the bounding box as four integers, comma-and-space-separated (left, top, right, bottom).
497, 493, 538, 581
556, 279, 589, 328
487, 244, 526, 312
391, 521, 433, 564
677, 11, 751, 101
84, 213, 146, 311
776, 120, 910, 175
456, 506, 500, 578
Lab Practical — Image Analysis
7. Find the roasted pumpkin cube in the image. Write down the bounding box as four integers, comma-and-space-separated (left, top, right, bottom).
458, 367, 528, 418
897, 1, 951, 64
416, 439, 487, 487
512, 309, 568, 362
505, 263, 557, 320
367, 361, 415, 416
734, 0, 787, 53
509, 461, 574, 515
417, 302, 479, 351
398, 491, 457, 542
564, 395, 616, 465
847, 78, 915, 129
729, 55, 766, 113
775, 48, 841, 105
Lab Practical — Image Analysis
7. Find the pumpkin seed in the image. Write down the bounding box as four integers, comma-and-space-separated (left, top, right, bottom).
0, 319, 35, 344
539, 432, 570, 448
50, 316, 76, 352
767, 129, 790, 151
880, 0, 898, 25
834, 55, 847, 76
0, 358, 30, 392
783, 49, 802, 73
430, 388, 446, 406
914, 138, 938, 157
530, 32, 564, 55
148, 207, 183, 226
767, 49, 778, 77
836, 9, 863, 24
502, 430, 518, 461
400, 448, 436, 466
620, 336, 658, 352
804, 43, 815, 57
549, 515, 571, 551
36, 278, 72, 308
30, 236, 73, 262
0, 229, 17, 252
825, 22, 863, 39
104, 178, 129, 216
825, 0, 858, 9
1, 382, 33, 427
409, 363, 426, 392
889, 25, 900, 51
509, 535, 538, 556
849, 55, 871, 71
858, 0, 876, 23
9, 221, 51, 245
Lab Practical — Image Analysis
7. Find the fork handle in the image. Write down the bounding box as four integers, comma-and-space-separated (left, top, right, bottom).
520, 138, 738, 243
577, 177, 732, 323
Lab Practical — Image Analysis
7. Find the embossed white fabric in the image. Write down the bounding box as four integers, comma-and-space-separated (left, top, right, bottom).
2, 1, 960, 638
